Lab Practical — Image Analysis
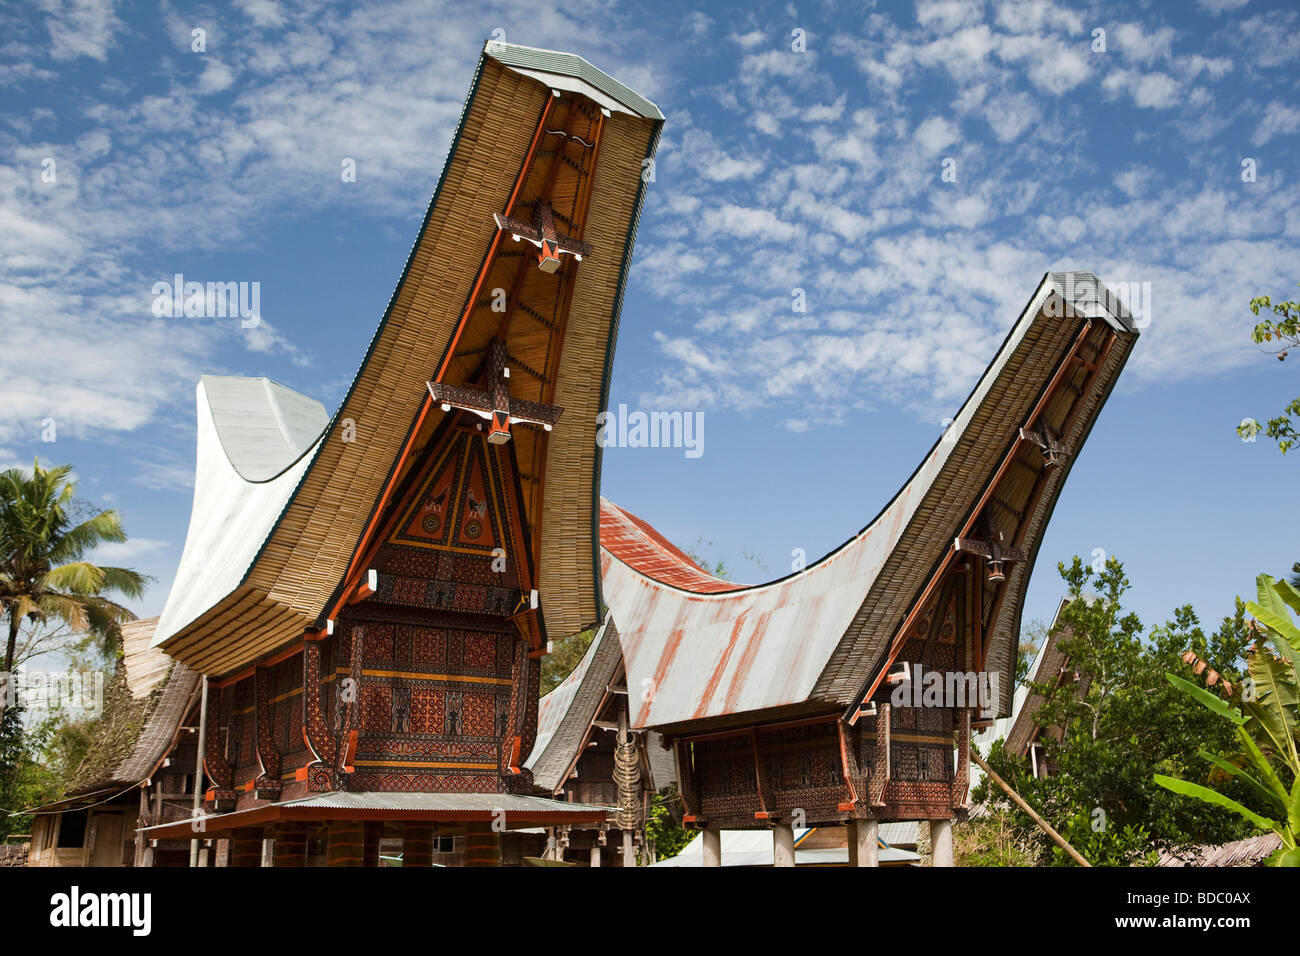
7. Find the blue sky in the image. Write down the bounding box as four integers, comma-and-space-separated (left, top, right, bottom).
1, 0, 1296, 646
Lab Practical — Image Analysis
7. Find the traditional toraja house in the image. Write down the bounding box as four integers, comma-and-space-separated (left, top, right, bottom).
135, 41, 664, 866
28, 619, 202, 867
583, 272, 1139, 867
524, 613, 676, 865
1000, 597, 1077, 779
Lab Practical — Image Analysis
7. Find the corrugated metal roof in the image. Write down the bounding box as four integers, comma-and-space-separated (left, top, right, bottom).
138, 790, 612, 837
278, 791, 610, 815
600, 498, 743, 593
485, 41, 664, 120
603, 272, 1138, 730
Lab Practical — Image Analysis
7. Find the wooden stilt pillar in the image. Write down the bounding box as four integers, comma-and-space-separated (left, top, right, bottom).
930, 818, 954, 867
272, 824, 308, 867
773, 824, 796, 867
589, 844, 601, 867
462, 823, 500, 867
229, 827, 264, 868
326, 821, 364, 867
403, 823, 435, 867
622, 828, 634, 867
847, 819, 879, 867
702, 826, 721, 867
363, 822, 383, 867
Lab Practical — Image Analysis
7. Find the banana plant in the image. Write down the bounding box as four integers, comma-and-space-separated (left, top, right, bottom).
1154, 574, 1300, 866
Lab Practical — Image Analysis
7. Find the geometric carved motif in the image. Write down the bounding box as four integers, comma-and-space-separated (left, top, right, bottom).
389, 430, 509, 558
339, 620, 517, 793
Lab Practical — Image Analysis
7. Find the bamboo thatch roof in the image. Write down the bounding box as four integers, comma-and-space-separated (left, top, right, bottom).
153, 42, 662, 676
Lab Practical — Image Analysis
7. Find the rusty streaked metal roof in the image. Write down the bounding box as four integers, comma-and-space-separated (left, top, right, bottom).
601, 272, 1139, 732
600, 498, 743, 593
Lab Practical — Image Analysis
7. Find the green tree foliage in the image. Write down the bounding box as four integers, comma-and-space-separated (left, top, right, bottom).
644, 784, 693, 861
683, 537, 729, 580
0, 700, 96, 842
1155, 574, 1300, 866
1236, 286, 1300, 453
0, 461, 149, 694
539, 627, 596, 696
972, 556, 1254, 865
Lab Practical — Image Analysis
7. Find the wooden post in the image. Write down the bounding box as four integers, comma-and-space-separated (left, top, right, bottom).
848, 819, 878, 867
326, 821, 364, 867
463, 822, 500, 867
622, 828, 634, 867
403, 823, 435, 867
773, 824, 796, 867
589, 844, 601, 867
228, 827, 263, 867
363, 822, 383, 867
970, 747, 1091, 866
701, 826, 721, 867
272, 824, 308, 867
929, 819, 953, 867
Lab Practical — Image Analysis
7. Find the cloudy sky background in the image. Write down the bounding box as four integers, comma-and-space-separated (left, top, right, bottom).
2, 0, 1296, 642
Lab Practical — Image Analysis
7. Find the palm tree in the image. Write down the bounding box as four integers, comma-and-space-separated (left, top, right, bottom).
0, 461, 148, 710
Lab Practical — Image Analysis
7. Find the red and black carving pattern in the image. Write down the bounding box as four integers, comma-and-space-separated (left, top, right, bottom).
758, 722, 850, 817
203, 685, 237, 811
675, 741, 699, 817
302, 638, 335, 792
953, 708, 971, 809
695, 734, 759, 820
349, 773, 500, 793
870, 703, 890, 806
411, 627, 446, 665
890, 702, 954, 785
254, 666, 282, 800
881, 780, 957, 820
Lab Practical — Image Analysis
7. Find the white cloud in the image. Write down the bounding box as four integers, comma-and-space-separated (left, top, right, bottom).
1112, 23, 1176, 65
914, 116, 960, 156
236, 0, 288, 29
698, 203, 799, 242
731, 29, 765, 49
1197, 0, 1249, 13
916, 0, 985, 33
1252, 100, 1300, 146
91, 537, 170, 562
37, 0, 122, 62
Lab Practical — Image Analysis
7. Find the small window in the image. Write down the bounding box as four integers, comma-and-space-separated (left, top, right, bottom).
57, 810, 88, 848
436, 835, 455, 853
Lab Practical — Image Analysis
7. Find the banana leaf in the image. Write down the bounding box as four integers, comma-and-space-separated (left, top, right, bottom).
1197, 748, 1286, 814
1154, 774, 1277, 830
1165, 672, 1247, 725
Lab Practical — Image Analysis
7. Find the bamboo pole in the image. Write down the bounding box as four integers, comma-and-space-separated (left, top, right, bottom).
969, 747, 1091, 867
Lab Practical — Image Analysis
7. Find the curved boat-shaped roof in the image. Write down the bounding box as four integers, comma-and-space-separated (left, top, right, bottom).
599, 497, 742, 594
153, 42, 662, 674
204, 376, 328, 482
155, 377, 327, 650
601, 271, 1138, 732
